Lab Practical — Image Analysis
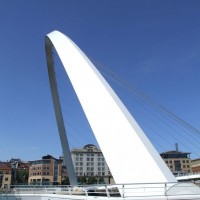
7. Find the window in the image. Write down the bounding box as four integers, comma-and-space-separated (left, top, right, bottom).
174, 160, 181, 171
43, 166, 49, 170
4, 177, 8, 181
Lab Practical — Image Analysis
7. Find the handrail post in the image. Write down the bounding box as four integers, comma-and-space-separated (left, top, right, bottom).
105, 185, 110, 198
84, 189, 88, 197
164, 182, 167, 196
122, 184, 125, 199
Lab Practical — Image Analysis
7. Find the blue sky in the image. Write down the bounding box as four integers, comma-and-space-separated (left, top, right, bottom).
0, 0, 200, 161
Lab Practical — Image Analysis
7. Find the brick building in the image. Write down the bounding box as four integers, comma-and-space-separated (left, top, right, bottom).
160, 150, 191, 175
28, 155, 62, 185
191, 158, 200, 173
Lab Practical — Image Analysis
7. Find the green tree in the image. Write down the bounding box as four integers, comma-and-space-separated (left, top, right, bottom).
16, 170, 28, 184
61, 177, 70, 185
98, 177, 105, 184
78, 176, 87, 185
87, 177, 97, 185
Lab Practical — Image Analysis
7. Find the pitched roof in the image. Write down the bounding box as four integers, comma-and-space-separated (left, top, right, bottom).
0, 162, 11, 170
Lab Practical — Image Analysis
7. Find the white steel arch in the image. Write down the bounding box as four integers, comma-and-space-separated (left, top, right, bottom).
45, 35, 77, 185
45, 30, 177, 184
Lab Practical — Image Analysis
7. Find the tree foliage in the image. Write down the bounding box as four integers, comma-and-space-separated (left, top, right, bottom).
16, 170, 29, 184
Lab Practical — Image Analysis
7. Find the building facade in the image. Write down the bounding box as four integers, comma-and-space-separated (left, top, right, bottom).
28, 155, 62, 185
160, 150, 191, 175
0, 162, 12, 190
191, 158, 200, 173
71, 144, 112, 184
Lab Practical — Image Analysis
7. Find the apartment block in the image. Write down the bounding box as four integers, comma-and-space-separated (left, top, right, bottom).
160, 150, 191, 175
28, 155, 62, 185
0, 162, 12, 190
71, 144, 112, 184
191, 158, 200, 173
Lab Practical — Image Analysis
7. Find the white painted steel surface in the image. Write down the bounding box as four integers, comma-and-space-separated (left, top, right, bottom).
45, 30, 177, 184
2, 182, 200, 199
45, 34, 77, 185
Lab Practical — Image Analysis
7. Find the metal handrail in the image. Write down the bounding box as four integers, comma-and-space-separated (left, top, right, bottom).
0, 182, 200, 199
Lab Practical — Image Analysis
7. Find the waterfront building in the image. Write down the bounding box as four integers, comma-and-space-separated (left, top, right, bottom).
28, 155, 62, 185
160, 150, 191, 175
9, 158, 29, 172
71, 144, 112, 184
191, 158, 200, 173
0, 162, 12, 190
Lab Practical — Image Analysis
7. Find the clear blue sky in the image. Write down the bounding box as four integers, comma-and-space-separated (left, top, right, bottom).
0, 0, 200, 161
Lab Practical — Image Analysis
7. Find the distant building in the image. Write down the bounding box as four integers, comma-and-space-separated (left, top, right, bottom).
8, 158, 29, 172
0, 162, 12, 190
160, 150, 191, 175
28, 155, 62, 185
58, 155, 68, 183
6, 158, 29, 185
191, 158, 200, 173
71, 144, 113, 184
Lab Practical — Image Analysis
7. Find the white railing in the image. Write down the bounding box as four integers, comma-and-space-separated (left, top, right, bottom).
175, 171, 200, 177
1, 182, 200, 199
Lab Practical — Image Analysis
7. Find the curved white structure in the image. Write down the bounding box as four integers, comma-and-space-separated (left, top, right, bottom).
45, 30, 177, 185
